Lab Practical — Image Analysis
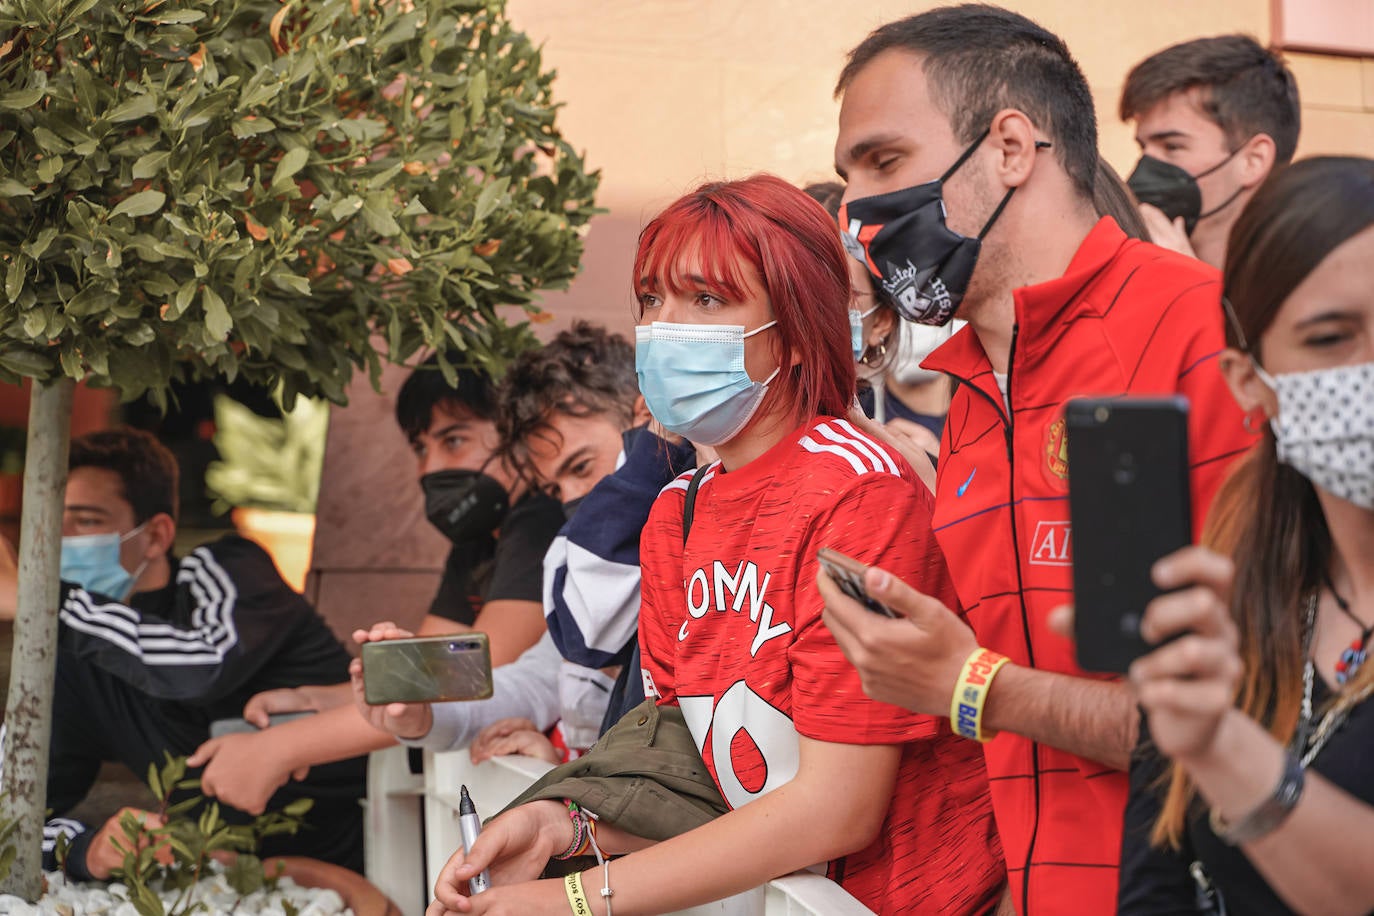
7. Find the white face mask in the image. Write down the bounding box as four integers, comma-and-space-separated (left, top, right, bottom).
1255, 360, 1374, 510
888, 319, 963, 386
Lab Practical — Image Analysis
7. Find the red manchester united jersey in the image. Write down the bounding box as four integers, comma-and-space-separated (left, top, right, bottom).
639, 417, 1003, 916
921, 218, 1256, 916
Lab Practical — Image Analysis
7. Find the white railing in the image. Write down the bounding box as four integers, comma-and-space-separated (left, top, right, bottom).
364, 747, 874, 916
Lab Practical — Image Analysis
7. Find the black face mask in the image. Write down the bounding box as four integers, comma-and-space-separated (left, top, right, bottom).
561, 496, 586, 522
421, 469, 510, 543
840, 129, 1047, 327
1126, 151, 1244, 236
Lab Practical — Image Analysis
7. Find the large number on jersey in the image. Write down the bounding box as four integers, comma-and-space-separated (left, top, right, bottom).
678, 681, 800, 810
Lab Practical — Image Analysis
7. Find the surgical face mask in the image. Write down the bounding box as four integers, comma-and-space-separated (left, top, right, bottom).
60, 522, 149, 601
1254, 360, 1374, 510
421, 466, 510, 543
889, 319, 962, 386
557, 663, 616, 751
1126, 150, 1244, 236
849, 303, 880, 362
635, 320, 780, 446
840, 129, 1044, 327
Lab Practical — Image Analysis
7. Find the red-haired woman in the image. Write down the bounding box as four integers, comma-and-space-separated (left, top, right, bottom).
425, 174, 1004, 915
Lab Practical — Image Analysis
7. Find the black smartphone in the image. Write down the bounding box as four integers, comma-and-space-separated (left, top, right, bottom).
817, 547, 898, 618
361, 634, 494, 705
209, 711, 316, 738
1066, 397, 1193, 674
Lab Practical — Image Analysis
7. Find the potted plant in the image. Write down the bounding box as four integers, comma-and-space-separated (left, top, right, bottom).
0, 0, 599, 899
205, 390, 327, 591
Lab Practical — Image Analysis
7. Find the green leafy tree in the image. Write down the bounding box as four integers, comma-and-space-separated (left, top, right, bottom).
0, 0, 598, 899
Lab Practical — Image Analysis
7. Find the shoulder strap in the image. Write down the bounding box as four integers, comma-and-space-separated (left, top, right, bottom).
681, 464, 712, 546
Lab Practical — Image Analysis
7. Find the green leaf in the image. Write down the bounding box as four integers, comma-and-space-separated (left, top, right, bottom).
270, 147, 309, 194
4, 260, 24, 304
111, 190, 166, 219
106, 93, 159, 123
202, 286, 232, 340
0, 178, 33, 198
21, 228, 59, 260
474, 178, 507, 222
132, 151, 171, 180
141, 8, 205, 23
36, 155, 64, 184
361, 194, 401, 236
0, 87, 44, 110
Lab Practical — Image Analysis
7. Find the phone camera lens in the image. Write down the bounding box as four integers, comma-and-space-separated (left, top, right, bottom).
447, 641, 460, 652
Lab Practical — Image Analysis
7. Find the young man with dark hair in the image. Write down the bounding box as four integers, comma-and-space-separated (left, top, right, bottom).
819, 6, 1255, 913
186, 356, 564, 818
358, 322, 685, 760
1121, 35, 1300, 268
0, 428, 366, 878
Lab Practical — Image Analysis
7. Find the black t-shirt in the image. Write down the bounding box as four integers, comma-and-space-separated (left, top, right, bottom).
429, 490, 563, 625
1120, 678, 1374, 915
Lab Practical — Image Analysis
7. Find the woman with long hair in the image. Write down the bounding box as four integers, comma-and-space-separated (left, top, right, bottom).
1119, 156, 1374, 914
424, 174, 1004, 915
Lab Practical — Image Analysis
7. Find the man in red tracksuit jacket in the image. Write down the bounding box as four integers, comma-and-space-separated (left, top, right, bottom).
820, 7, 1256, 914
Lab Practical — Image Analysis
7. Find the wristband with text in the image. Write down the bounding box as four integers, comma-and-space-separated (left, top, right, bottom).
564, 869, 593, 916
951, 647, 1009, 742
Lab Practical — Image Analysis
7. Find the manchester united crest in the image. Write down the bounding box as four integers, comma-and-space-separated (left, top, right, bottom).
1044, 417, 1069, 484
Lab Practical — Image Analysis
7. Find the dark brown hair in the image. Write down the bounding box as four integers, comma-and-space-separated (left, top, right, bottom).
1120, 35, 1300, 164
70, 428, 180, 525
836, 4, 1097, 200
1154, 156, 1374, 846
497, 321, 637, 471
1092, 157, 1150, 241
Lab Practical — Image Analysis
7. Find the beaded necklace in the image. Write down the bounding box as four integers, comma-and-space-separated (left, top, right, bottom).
1323, 571, 1371, 685
1297, 593, 1374, 765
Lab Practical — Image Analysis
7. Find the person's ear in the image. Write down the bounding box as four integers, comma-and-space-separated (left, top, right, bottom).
141, 513, 177, 562
632, 395, 651, 427
869, 307, 897, 348
1237, 133, 1277, 189
1218, 347, 1277, 420
987, 108, 1042, 189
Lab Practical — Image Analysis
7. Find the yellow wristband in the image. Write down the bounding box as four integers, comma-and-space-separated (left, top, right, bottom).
951, 647, 1009, 742
564, 870, 593, 916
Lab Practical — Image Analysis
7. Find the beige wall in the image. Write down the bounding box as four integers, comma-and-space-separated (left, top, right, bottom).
507, 0, 1374, 337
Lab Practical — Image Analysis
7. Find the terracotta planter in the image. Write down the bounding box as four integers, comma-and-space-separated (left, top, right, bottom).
231, 508, 315, 593
266, 857, 401, 916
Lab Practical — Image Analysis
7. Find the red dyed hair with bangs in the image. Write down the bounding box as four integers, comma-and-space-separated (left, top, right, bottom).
633, 174, 855, 426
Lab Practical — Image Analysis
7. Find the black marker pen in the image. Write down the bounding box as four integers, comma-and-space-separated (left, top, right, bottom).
458, 784, 492, 894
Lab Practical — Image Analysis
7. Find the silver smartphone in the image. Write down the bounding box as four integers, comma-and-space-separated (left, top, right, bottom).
361, 634, 494, 705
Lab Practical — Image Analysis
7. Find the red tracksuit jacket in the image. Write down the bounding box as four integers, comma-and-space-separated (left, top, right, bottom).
922, 218, 1255, 915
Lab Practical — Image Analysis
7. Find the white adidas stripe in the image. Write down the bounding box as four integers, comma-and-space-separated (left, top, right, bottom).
58, 546, 241, 666
831, 418, 902, 476
799, 436, 869, 475
814, 421, 885, 473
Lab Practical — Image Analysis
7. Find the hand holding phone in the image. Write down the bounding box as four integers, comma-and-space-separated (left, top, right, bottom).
1066, 397, 1193, 674
361, 634, 494, 705
817, 547, 899, 618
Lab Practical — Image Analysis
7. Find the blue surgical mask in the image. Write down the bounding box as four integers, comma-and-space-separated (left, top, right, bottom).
849, 304, 880, 362
635, 320, 780, 446
60, 523, 148, 601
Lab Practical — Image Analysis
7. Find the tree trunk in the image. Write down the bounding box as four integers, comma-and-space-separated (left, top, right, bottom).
0, 378, 75, 900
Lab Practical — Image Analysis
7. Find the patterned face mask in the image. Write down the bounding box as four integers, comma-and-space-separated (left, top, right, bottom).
1254, 360, 1374, 510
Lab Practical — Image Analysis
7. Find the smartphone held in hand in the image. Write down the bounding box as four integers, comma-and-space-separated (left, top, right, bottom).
817, 547, 899, 618
361, 634, 494, 705
1066, 397, 1193, 674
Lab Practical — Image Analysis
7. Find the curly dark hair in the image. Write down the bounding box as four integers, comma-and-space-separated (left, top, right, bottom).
497, 321, 637, 471
69, 428, 180, 524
